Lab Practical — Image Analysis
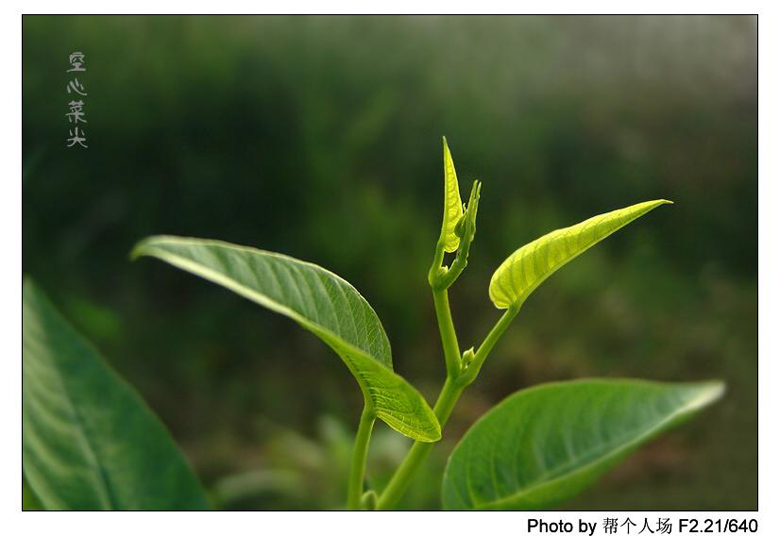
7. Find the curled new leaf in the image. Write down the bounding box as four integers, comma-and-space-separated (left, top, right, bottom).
456, 180, 481, 243
440, 137, 464, 253
132, 236, 441, 442
489, 200, 672, 309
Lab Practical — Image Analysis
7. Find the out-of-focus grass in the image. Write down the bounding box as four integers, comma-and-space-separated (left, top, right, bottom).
23, 15, 756, 509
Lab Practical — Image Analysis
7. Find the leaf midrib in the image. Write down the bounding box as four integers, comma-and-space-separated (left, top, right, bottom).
135, 243, 394, 395
471, 384, 721, 510
492, 202, 667, 309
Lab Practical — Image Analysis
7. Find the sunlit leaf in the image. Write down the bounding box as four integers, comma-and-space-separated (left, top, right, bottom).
23, 279, 210, 510
442, 379, 724, 510
440, 137, 464, 253
489, 200, 672, 309
132, 236, 441, 442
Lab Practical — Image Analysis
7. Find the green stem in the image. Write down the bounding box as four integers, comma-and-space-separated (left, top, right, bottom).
346, 406, 376, 510
460, 304, 520, 385
375, 377, 464, 510
433, 289, 461, 378
376, 303, 521, 510
375, 289, 461, 509
427, 241, 446, 287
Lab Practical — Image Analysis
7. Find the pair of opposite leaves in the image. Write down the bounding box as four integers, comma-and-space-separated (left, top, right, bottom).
130, 139, 674, 442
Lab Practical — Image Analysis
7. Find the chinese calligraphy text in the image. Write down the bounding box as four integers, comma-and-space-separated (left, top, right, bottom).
65, 51, 87, 148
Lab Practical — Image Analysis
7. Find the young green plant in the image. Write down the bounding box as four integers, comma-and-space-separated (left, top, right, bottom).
130, 138, 722, 510
22, 137, 724, 511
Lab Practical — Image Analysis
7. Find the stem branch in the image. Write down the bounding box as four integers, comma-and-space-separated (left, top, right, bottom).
460, 304, 520, 385
376, 302, 520, 509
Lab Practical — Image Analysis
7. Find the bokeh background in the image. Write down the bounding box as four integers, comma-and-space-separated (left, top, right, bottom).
22, 15, 757, 510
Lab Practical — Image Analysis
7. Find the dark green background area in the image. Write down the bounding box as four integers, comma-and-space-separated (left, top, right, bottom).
22, 15, 757, 510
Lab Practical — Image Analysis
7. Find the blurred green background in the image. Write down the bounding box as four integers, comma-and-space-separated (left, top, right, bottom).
22, 15, 756, 510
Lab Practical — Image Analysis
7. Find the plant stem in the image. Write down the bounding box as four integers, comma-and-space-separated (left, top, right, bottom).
432, 289, 461, 378
346, 406, 376, 510
427, 241, 446, 287
376, 301, 521, 510
377, 190, 516, 509
460, 304, 520, 385
375, 377, 464, 510
376, 287, 466, 510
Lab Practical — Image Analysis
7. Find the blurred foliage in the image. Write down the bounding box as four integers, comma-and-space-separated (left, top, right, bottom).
23, 15, 756, 509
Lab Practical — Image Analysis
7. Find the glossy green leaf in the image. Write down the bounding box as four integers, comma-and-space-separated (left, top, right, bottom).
440, 137, 464, 253
132, 236, 441, 442
23, 279, 210, 510
442, 379, 724, 510
489, 200, 672, 309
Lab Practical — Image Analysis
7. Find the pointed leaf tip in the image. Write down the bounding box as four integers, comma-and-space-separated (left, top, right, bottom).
440, 138, 464, 253
489, 199, 672, 309
442, 379, 723, 510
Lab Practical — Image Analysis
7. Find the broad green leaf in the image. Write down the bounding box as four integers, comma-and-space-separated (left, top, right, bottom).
23, 279, 210, 510
489, 200, 672, 309
440, 137, 464, 253
442, 379, 724, 510
132, 236, 441, 442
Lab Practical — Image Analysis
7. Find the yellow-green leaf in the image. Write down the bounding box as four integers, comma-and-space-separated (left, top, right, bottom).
489, 200, 672, 309
440, 137, 464, 253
